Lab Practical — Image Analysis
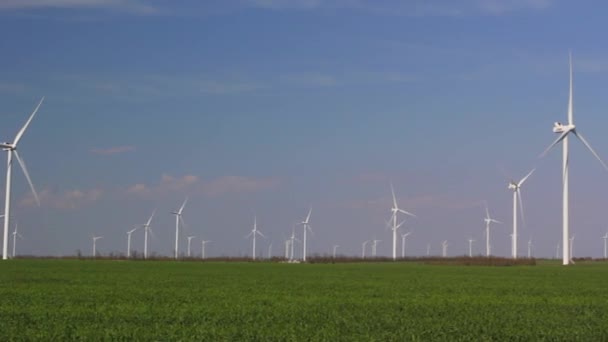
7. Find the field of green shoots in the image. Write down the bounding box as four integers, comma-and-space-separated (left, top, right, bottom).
2, 259, 608, 340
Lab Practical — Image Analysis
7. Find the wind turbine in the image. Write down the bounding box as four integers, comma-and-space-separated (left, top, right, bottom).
388, 184, 416, 260
371, 239, 381, 257
401, 232, 411, 258
126, 227, 139, 258
483, 203, 502, 257
140, 209, 156, 259
267, 242, 272, 259
467, 238, 475, 257
284, 238, 290, 259
246, 216, 264, 260
92, 236, 103, 258
362, 240, 370, 259
11, 221, 22, 258
506, 168, 535, 259
527, 238, 533, 258
602, 233, 608, 259
540, 53, 608, 266
569, 235, 576, 263
201, 240, 211, 259
187, 236, 196, 257
555, 243, 560, 259
332, 245, 339, 259
171, 197, 188, 259
288, 227, 299, 260
441, 240, 449, 257
299, 208, 313, 262
1, 98, 44, 260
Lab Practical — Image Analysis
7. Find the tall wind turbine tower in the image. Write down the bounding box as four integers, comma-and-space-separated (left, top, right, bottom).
1, 98, 43, 260
171, 197, 188, 259
126, 227, 139, 258
527, 238, 533, 258
187, 236, 196, 257
602, 233, 608, 259
246, 216, 264, 260
441, 240, 449, 257
332, 245, 339, 259
92, 236, 103, 257
467, 238, 475, 257
140, 210, 156, 259
372, 239, 381, 257
11, 221, 22, 258
389, 184, 415, 260
362, 240, 369, 259
299, 208, 312, 262
401, 232, 411, 258
540, 52, 608, 265
201, 240, 211, 259
483, 203, 502, 257
506, 169, 535, 259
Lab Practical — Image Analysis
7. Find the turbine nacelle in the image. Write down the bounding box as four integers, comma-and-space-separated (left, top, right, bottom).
553, 122, 574, 133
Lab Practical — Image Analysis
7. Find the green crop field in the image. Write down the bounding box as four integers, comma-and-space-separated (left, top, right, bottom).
2, 259, 608, 341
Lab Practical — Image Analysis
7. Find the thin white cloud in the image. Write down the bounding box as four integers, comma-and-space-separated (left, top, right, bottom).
20, 187, 103, 209
90, 145, 136, 155
0, 0, 160, 14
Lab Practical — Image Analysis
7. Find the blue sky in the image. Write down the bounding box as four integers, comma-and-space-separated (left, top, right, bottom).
3, 0, 608, 258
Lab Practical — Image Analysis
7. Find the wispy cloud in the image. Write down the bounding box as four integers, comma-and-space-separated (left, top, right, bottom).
0, 0, 161, 15
0, 82, 26, 93
282, 72, 339, 87
126, 173, 280, 198
90, 145, 136, 155
199, 80, 267, 94
20, 187, 103, 209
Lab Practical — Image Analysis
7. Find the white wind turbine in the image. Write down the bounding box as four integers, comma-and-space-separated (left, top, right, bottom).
555, 243, 560, 259
467, 238, 475, 257
332, 245, 339, 258
362, 240, 369, 259
11, 221, 22, 258
288, 227, 299, 260
371, 239, 381, 257
569, 235, 576, 263
140, 210, 156, 259
299, 208, 313, 262
602, 233, 608, 259
527, 238, 533, 258
126, 227, 139, 258
506, 168, 535, 259
92, 235, 103, 258
171, 197, 188, 259
441, 240, 449, 257
201, 240, 211, 259
540, 53, 608, 266
388, 184, 416, 260
187, 236, 196, 257
246, 216, 264, 260
284, 238, 290, 259
401, 232, 411, 258
267, 242, 272, 259
1, 98, 44, 260
483, 203, 502, 257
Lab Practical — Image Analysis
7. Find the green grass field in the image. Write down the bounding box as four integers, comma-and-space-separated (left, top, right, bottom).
2, 259, 608, 341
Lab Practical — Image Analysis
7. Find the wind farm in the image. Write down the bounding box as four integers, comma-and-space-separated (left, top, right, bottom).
5, 1, 608, 340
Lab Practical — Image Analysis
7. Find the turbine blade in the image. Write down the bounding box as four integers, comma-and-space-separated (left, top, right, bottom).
484, 201, 490, 219
398, 209, 416, 217
178, 197, 188, 214
390, 183, 398, 208
305, 207, 312, 223
518, 168, 536, 187
13, 150, 39, 206
517, 191, 526, 230
568, 51, 574, 125
257, 231, 265, 238
146, 209, 156, 226
14, 97, 44, 146
573, 131, 608, 171
491, 219, 503, 224
540, 130, 570, 158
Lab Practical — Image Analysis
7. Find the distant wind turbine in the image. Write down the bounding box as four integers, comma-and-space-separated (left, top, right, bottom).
187, 236, 196, 257
569, 235, 576, 263
1, 98, 44, 260
362, 240, 370, 259
467, 238, 475, 257
506, 168, 535, 259
171, 197, 188, 259
288, 227, 299, 260
201, 240, 211, 259
602, 233, 608, 259
401, 232, 411, 258
267, 242, 272, 259
140, 209, 156, 259
332, 245, 339, 259
92, 236, 103, 258
540, 52, 608, 265
388, 184, 415, 260
299, 208, 313, 262
527, 238, 533, 258
246, 216, 264, 260
372, 239, 381, 257
441, 240, 449, 257
483, 202, 502, 257
126, 227, 139, 258
11, 221, 22, 258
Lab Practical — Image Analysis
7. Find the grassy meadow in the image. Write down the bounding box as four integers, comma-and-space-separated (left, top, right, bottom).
2, 259, 608, 341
